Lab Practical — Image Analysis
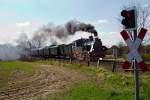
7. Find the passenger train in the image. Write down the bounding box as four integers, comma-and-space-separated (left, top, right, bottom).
30, 36, 107, 61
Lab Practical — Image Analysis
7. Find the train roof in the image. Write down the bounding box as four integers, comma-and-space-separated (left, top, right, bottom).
73, 38, 89, 43
48, 45, 58, 48
31, 48, 39, 51
38, 47, 44, 50
33, 38, 90, 50
31, 47, 45, 51
47, 44, 71, 48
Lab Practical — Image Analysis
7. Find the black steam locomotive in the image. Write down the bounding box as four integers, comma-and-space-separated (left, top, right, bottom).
30, 36, 107, 61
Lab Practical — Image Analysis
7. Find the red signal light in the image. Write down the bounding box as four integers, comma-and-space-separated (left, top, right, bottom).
121, 10, 130, 17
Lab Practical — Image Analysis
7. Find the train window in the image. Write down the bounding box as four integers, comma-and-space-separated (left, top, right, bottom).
76, 41, 82, 47
86, 45, 91, 51
76, 39, 85, 47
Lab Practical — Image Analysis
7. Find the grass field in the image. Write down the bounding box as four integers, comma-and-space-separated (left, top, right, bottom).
36, 60, 150, 100
0, 60, 149, 100
0, 61, 38, 91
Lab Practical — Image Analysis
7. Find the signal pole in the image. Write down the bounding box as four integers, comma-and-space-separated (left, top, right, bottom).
133, 29, 140, 100
121, 7, 140, 100
131, 1, 140, 96
133, 7, 140, 100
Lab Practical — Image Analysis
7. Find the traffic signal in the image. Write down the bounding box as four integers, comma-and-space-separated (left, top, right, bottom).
121, 10, 136, 29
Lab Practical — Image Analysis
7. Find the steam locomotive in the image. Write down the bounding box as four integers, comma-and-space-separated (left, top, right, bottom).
30, 36, 107, 61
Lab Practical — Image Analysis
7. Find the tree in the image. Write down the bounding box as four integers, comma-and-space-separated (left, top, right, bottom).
117, 42, 127, 57
138, 4, 150, 44
16, 32, 32, 50
31, 31, 49, 48
16, 32, 33, 57
138, 4, 150, 28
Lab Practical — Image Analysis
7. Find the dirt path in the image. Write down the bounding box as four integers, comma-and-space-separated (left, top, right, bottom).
0, 64, 90, 100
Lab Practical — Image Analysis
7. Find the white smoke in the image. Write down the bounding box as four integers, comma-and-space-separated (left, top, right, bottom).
31, 19, 98, 47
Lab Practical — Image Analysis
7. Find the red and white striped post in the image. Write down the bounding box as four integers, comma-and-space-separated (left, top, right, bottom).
120, 27, 149, 100
120, 28, 149, 72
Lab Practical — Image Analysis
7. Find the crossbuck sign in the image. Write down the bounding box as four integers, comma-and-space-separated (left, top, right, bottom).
120, 28, 149, 71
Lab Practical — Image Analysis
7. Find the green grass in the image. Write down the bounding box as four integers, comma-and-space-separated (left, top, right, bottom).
52, 82, 136, 100
36, 60, 150, 100
36, 60, 98, 75
36, 59, 63, 65
0, 60, 149, 99
52, 71, 150, 100
0, 61, 36, 78
142, 54, 150, 62
52, 82, 116, 100
50, 70, 135, 100
0, 61, 38, 90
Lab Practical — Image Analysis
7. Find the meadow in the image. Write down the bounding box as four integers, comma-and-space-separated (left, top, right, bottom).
0, 60, 149, 100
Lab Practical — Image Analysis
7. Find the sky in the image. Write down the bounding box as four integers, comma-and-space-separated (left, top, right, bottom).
0, 0, 150, 47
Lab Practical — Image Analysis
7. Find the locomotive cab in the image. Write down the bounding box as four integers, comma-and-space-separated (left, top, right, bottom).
89, 37, 107, 61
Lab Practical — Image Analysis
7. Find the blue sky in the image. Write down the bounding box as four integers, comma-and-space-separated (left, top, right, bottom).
0, 0, 150, 46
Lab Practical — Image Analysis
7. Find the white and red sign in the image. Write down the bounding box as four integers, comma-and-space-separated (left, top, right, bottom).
120, 28, 149, 71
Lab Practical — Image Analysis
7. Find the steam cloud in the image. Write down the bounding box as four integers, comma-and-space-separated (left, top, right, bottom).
31, 20, 98, 47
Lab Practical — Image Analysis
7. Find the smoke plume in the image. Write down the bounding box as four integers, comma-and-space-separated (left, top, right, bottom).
0, 44, 22, 61
65, 20, 98, 36
30, 19, 98, 48
0, 20, 98, 61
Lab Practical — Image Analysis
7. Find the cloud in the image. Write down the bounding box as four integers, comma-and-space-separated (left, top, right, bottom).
144, 4, 149, 8
90, 19, 109, 29
97, 19, 108, 24
0, 20, 42, 44
100, 31, 124, 47
85, 19, 109, 27
16, 21, 31, 27
147, 15, 150, 20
